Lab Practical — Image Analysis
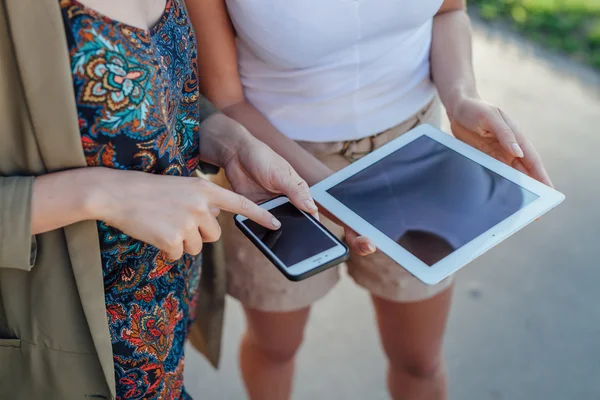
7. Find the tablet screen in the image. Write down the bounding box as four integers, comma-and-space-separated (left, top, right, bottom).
327, 135, 539, 266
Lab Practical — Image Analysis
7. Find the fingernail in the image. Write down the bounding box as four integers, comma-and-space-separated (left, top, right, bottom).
512, 143, 524, 158
360, 243, 375, 254
272, 217, 281, 229
305, 198, 318, 211
368, 243, 376, 253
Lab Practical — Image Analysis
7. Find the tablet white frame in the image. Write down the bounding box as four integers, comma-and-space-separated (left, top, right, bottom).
235, 196, 348, 278
311, 124, 565, 285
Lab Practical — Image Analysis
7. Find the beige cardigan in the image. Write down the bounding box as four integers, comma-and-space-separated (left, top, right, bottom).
0, 0, 225, 397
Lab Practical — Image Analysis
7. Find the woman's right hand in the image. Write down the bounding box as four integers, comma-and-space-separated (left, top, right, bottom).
94, 168, 281, 260
32, 167, 279, 260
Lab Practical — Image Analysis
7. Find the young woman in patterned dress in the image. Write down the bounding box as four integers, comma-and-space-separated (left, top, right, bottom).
12, 0, 372, 398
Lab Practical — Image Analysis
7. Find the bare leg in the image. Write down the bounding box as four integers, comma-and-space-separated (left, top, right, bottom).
373, 288, 452, 400
239, 306, 311, 400
373, 231, 454, 400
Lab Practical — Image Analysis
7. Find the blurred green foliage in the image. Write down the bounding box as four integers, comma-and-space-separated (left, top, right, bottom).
469, 0, 600, 69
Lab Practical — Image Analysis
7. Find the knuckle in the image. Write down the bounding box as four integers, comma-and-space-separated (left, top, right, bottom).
296, 181, 309, 197
476, 109, 489, 126
191, 198, 210, 216
193, 179, 213, 198
239, 196, 251, 213
205, 224, 222, 243
188, 242, 203, 256
195, 205, 210, 218
267, 163, 279, 182
195, 192, 209, 207
295, 175, 308, 189
155, 232, 181, 259
191, 179, 207, 195
185, 220, 198, 232
195, 177, 209, 188
166, 233, 183, 251
163, 244, 182, 260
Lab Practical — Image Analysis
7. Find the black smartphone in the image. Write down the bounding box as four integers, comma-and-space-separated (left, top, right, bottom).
234, 196, 349, 281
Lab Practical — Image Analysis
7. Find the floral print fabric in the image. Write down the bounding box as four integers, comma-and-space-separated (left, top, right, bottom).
61, 0, 201, 398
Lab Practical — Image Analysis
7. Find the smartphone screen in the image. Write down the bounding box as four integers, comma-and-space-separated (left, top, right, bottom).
241, 202, 338, 267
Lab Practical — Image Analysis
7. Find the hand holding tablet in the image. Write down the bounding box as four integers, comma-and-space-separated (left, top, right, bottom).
311, 125, 564, 285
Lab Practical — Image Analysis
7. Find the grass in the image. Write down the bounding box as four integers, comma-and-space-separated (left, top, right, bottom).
469, 0, 600, 70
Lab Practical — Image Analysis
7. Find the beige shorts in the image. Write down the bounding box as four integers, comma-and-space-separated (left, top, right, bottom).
216, 99, 453, 312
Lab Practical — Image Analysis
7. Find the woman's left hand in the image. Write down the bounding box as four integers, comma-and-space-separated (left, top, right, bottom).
224, 143, 377, 256
200, 114, 377, 256
449, 96, 553, 187
200, 114, 318, 216
223, 135, 319, 215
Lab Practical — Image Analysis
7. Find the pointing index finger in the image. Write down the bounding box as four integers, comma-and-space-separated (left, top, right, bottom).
206, 182, 281, 230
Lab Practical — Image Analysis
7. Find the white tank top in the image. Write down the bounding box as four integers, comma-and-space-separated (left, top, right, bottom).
226, 0, 443, 142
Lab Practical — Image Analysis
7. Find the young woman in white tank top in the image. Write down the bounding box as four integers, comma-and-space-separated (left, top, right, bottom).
186, 1, 552, 399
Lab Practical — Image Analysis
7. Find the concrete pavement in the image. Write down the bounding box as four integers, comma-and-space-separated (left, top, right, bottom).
184, 21, 600, 400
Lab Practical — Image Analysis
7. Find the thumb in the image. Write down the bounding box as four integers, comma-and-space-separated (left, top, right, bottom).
274, 164, 318, 216
483, 109, 524, 158
345, 227, 376, 256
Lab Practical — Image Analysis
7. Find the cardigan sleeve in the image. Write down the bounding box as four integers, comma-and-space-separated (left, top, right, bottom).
0, 176, 37, 271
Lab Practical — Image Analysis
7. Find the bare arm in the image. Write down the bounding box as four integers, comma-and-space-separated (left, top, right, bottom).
6, 164, 280, 265
31, 169, 105, 235
32, 113, 253, 238
431, 0, 552, 185
431, 0, 477, 118
186, 0, 331, 187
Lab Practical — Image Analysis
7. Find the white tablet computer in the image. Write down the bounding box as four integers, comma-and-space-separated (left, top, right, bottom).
311, 124, 565, 285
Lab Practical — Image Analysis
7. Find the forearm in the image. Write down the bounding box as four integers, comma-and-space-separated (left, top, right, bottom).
222, 101, 333, 186
31, 168, 109, 235
431, 9, 479, 118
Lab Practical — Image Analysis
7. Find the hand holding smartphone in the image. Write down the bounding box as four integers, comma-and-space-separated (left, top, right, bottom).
234, 196, 349, 281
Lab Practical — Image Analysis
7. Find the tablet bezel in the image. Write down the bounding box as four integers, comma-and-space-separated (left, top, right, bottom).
311, 124, 565, 285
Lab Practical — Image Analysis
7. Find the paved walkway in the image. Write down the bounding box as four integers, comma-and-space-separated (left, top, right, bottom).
184, 21, 600, 400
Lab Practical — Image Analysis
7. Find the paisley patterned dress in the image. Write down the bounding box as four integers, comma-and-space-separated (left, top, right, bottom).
60, 0, 212, 398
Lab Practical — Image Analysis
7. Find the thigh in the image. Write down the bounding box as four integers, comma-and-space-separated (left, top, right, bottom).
244, 306, 311, 358
372, 285, 453, 368
346, 245, 453, 303
371, 230, 454, 366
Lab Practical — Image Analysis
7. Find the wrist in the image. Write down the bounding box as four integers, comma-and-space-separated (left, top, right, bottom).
77, 168, 118, 223
444, 85, 480, 120
199, 113, 254, 167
